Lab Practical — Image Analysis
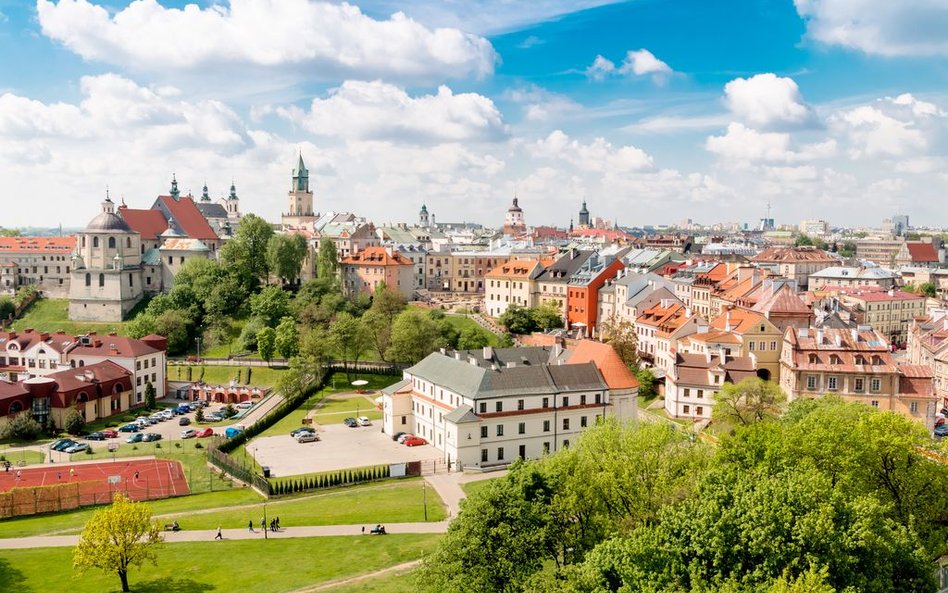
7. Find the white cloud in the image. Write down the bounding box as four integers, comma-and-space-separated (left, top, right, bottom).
623, 113, 730, 134
723, 73, 814, 128
705, 122, 835, 163
794, 0, 948, 57
834, 105, 928, 158
531, 130, 653, 172
505, 85, 582, 122
586, 49, 673, 84
36, 0, 496, 81
517, 35, 544, 49
585, 55, 615, 81
279, 80, 507, 143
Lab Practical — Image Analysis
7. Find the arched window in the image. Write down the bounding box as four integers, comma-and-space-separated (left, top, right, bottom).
98, 273, 104, 287
113, 384, 123, 394
107, 237, 116, 249
85, 273, 91, 287
70, 360, 76, 368
8, 402, 22, 414
808, 353, 818, 364
77, 392, 89, 403
126, 237, 132, 249
81, 236, 86, 248
93, 237, 99, 248
78, 360, 85, 367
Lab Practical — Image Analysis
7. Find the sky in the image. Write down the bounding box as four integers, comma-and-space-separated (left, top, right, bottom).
1, 0, 948, 230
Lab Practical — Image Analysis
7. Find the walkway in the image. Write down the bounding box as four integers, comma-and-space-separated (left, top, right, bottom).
0, 521, 449, 549
423, 470, 506, 517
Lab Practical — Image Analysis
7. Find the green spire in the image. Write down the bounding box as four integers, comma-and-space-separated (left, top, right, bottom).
229, 181, 238, 200
201, 181, 210, 202
292, 153, 309, 192
170, 173, 180, 200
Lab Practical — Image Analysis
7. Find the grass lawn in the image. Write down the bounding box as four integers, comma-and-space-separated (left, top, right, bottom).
0, 488, 263, 539
442, 314, 499, 346
167, 365, 287, 388
322, 567, 417, 592
460, 478, 497, 498
0, 449, 45, 465
12, 298, 130, 336
0, 534, 442, 593
312, 411, 381, 426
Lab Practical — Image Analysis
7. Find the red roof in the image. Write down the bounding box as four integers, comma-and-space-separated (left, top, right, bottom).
117, 207, 168, 240
906, 242, 939, 263
69, 333, 163, 357
0, 236, 75, 254
567, 340, 639, 390
341, 246, 412, 266
850, 290, 923, 302
156, 196, 219, 241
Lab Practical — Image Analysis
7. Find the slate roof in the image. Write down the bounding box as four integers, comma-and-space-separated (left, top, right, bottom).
381, 379, 410, 396
444, 404, 480, 424
196, 202, 229, 219
535, 249, 595, 283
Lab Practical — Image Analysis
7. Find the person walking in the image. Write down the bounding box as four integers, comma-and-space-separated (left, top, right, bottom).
248, 520, 254, 533
215, 527, 223, 540
69, 468, 75, 479
261, 517, 266, 531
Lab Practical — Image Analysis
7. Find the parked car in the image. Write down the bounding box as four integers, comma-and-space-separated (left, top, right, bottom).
204, 413, 223, 422
179, 417, 191, 426
86, 432, 106, 441
196, 428, 214, 438
181, 429, 197, 439
397, 433, 412, 444
143, 433, 162, 442
126, 433, 144, 444
296, 432, 319, 443
119, 423, 140, 433
175, 405, 190, 415
290, 427, 315, 437
101, 429, 118, 439
343, 417, 358, 428
225, 427, 244, 439
391, 431, 406, 442
236, 402, 253, 410
50, 438, 74, 451
934, 424, 948, 438
403, 436, 427, 447
65, 442, 90, 454
357, 416, 372, 426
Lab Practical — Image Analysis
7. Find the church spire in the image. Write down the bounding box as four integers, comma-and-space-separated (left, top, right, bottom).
201, 180, 210, 202
229, 180, 238, 200
292, 152, 309, 193
170, 173, 180, 200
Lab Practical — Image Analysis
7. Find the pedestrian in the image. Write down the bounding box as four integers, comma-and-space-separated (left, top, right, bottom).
69, 468, 75, 479
15, 470, 20, 481
361, 525, 365, 535
261, 517, 266, 531
57, 471, 62, 480
215, 527, 223, 540
275, 516, 280, 529
248, 520, 254, 533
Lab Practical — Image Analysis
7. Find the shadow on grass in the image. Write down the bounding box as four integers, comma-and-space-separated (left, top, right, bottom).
0, 558, 33, 593
132, 577, 215, 593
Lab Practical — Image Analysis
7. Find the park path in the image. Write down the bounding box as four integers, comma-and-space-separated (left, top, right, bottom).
422, 470, 506, 518
289, 560, 422, 593
0, 521, 449, 549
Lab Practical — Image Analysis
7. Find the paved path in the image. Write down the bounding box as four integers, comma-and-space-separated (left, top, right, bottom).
0, 521, 449, 549
290, 560, 422, 593
422, 470, 506, 517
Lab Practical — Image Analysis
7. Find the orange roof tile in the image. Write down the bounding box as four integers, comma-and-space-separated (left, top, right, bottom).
0, 236, 75, 253
567, 340, 639, 389
340, 246, 412, 266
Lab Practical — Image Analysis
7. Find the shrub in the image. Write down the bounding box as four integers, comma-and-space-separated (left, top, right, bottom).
194, 442, 203, 449
63, 409, 85, 436
0, 411, 42, 441
85, 447, 94, 455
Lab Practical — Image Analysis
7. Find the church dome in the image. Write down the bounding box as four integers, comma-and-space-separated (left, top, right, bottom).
86, 212, 132, 232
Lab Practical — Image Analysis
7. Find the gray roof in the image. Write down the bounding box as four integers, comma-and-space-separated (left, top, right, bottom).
535, 249, 595, 283
444, 405, 479, 424
381, 379, 411, 396
196, 202, 228, 219
86, 212, 132, 232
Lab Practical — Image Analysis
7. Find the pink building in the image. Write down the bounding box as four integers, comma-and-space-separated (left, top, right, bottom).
340, 246, 414, 300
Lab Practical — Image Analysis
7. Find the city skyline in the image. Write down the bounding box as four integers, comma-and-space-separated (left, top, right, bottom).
1, 0, 947, 228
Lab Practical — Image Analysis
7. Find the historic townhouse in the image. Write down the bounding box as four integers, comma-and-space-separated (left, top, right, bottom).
751, 246, 838, 289
0, 236, 76, 297
381, 343, 638, 469
484, 259, 547, 318
664, 351, 759, 420
907, 311, 948, 408
808, 266, 899, 290
340, 246, 415, 300
635, 300, 706, 372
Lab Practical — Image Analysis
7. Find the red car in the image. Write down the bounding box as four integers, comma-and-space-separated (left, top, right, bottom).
100, 429, 118, 439
403, 436, 427, 447
196, 428, 215, 438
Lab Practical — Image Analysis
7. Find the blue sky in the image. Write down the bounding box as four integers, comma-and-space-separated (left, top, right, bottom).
2, 0, 947, 229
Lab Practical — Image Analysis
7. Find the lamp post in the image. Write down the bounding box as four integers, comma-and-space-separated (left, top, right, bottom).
195, 336, 202, 363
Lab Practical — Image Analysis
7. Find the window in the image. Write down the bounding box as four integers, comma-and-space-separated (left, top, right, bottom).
749, 341, 755, 351
542, 397, 549, 408
401, 416, 406, 425
683, 405, 690, 414
496, 425, 504, 437
495, 401, 503, 413
128, 273, 133, 287
580, 395, 586, 405
806, 376, 817, 390
563, 439, 570, 448
697, 390, 704, 399
580, 416, 587, 428
870, 378, 881, 392
518, 445, 525, 459
85, 273, 91, 287
517, 399, 524, 411
594, 393, 601, 404
543, 420, 550, 432
770, 341, 778, 351
479, 402, 487, 414
542, 442, 550, 454
108, 237, 116, 249
93, 236, 99, 248
518, 422, 525, 435
562, 418, 570, 430
562, 396, 569, 407
481, 449, 488, 463
827, 376, 838, 391
98, 273, 104, 287
910, 401, 919, 413
696, 406, 703, 415
870, 400, 879, 408
854, 378, 864, 392
497, 447, 504, 460
480, 426, 487, 438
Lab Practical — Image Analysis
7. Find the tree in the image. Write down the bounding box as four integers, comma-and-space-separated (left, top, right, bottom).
839, 241, 858, 258
0, 411, 41, 441
125, 313, 157, 339
73, 493, 162, 592
154, 309, 190, 355
317, 238, 338, 281
274, 316, 300, 359
64, 409, 85, 436
329, 312, 369, 380
362, 309, 394, 362
0, 296, 14, 322
530, 302, 563, 332
712, 377, 786, 427
267, 233, 309, 284
633, 367, 656, 400
920, 282, 937, 298
499, 305, 537, 335
256, 327, 276, 364
239, 317, 266, 351
387, 309, 445, 364
600, 317, 638, 367
143, 381, 156, 410
458, 326, 491, 350
249, 285, 291, 327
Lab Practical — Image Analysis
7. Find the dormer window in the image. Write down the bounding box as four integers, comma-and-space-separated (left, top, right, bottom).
854, 355, 865, 365
871, 355, 883, 365
830, 354, 842, 365
808, 353, 817, 364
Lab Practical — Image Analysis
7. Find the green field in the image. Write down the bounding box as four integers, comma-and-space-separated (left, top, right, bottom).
460, 478, 497, 498
167, 365, 287, 388
0, 449, 45, 465
0, 534, 441, 593
322, 567, 417, 592
12, 298, 130, 336
442, 314, 499, 346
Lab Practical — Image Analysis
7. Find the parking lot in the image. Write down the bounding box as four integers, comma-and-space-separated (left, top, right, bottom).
250, 422, 441, 476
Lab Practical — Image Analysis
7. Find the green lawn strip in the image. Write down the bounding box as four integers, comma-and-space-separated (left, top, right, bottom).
165, 478, 446, 530
442, 314, 499, 345
312, 395, 380, 416
0, 450, 45, 465
167, 365, 287, 388
12, 298, 129, 336
313, 411, 382, 426
460, 478, 496, 498
320, 566, 418, 593
0, 534, 442, 593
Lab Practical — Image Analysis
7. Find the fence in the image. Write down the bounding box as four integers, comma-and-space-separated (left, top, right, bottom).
207, 444, 271, 496
0, 479, 139, 519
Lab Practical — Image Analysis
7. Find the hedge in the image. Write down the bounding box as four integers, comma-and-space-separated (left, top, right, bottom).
268, 464, 391, 496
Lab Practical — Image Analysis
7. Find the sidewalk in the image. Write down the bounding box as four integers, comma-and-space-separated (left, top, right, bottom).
423, 470, 507, 517
0, 521, 449, 549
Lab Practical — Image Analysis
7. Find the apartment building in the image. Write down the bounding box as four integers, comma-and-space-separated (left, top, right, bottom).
0, 236, 76, 297
484, 259, 546, 318
808, 266, 899, 290
535, 250, 596, 319
340, 246, 415, 300
907, 311, 948, 407
834, 289, 925, 346
664, 351, 759, 420
635, 300, 705, 372
751, 246, 838, 289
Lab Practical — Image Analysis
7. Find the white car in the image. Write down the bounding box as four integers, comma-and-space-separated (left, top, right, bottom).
236, 402, 253, 410
357, 416, 372, 426
181, 429, 197, 439
296, 432, 319, 443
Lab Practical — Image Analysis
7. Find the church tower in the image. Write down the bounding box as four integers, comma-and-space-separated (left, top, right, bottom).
503, 196, 526, 235
224, 181, 241, 223
419, 204, 429, 227
578, 200, 590, 228
282, 154, 317, 228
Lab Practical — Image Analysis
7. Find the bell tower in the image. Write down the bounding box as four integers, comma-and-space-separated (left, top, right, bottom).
282, 153, 317, 228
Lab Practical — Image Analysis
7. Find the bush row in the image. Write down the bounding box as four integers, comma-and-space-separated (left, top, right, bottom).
269, 465, 391, 496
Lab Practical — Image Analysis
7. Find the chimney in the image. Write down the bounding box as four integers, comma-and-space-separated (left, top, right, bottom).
685, 307, 693, 317
718, 349, 726, 366
725, 310, 732, 332
483, 346, 493, 360
851, 328, 858, 342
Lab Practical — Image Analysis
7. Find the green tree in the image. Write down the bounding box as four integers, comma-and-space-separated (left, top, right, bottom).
600, 316, 638, 367
239, 317, 266, 351
249, 285, 291, 327
387, 309, 445, 363
498, 332, 515, 347
317, 237, 338, 281
143, 381, 156, 410
63, 409, 85, 436
457, 326, 491, 350
0, 411, 42, 441
267, 233, 309, 284
256, 326, 276, 364
154, 309, 190, 355
920, 281, 937, 298
498, 305, 537, 335
73, 494, 162, 592
274, 316, 300, 359
219, 213, 274, 288
530, 302, 563, 332
125, 313, 157, 339
0, 296, 14, 322
633, 366, 656, 400
329, 312, 369, 380
712, 377, 786, 427
838, 241, 858, 257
